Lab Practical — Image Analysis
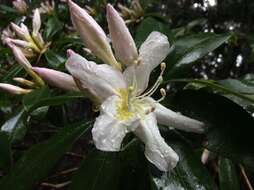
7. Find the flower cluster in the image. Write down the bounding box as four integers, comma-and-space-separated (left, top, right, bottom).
32, 0, 205, 171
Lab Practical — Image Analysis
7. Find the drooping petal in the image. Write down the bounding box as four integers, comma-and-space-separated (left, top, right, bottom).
106, 4, 138, 66
92, 95, 140, 151
134, 113, 179, 171
32, 67, 79, 91
68, 0, 121, 70
123, 32, 170, 94
149, 99, 205, 133
65, 50, 127, 101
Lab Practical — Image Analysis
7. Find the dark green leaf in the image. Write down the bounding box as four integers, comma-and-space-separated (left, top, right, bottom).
218, 158, 240, 190
1, 110, 26, 143
166, 33, 231, 78
44, 50, 66, 69
1, 65, 23, 82
45, 16, 64, 39
0, 121, 91, 190
170, 90, 254, 172
22, 86, 51, 111
69, 141, 151, 190
0, 132, 12, 171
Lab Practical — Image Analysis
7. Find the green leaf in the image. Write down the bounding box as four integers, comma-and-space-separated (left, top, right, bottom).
170, 89, 254, 172
166, 33, 231, 78
166, 79, 254, 107
45, 15, 64, 39
151, 141, 217, 190
69, 150, 121, 190
22, 87, 51, 112
44, 50, 66, 69
0, 121, 91, 190
1, 110, 26, 143
69, 141, 151, 190
24, 92, 84, 112
0, 132, 12, 171
218, 158, 240, 190
1, 65, 23, 82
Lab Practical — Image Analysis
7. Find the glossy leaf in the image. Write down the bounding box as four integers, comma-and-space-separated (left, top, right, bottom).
45, 15, 64, 39
44, 50, 66, 69
218, 158, 240, 190
0, 121, 91, 190
165, 33, 231, 78
69, 141, 151, 190
1, 110, 26, 143
170, 89, 254, 172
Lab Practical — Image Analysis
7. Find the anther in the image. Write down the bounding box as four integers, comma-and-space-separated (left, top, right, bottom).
157, 88, 166, 102
160, 62, 166, 72
134, 57, 142, 65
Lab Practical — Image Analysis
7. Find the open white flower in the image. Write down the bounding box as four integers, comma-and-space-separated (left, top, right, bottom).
36, 1, 206, 172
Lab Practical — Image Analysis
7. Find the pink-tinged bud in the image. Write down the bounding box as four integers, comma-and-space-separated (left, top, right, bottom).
0, 83, 32, 95
106, 4, 138, 65
10, 23, 31, 42
8, 43, 44, 86
7, 38, 30, 48
13, 77, 35, 87
32, 9, 41, 36
68, 0, 121, 70
32, 67, 79, 91
12, 0, 28, 14
8, 43, 32, 70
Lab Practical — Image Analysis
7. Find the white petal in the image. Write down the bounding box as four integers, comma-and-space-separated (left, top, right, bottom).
123, 32, 170, 94
134, 113, 179, 171
92, 95, 140, 151
66, 50, 127, 101
152, 100, 205, 133
106, 4, 138, 65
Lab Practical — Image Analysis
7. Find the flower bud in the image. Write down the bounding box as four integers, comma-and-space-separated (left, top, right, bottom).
8, 43, 44, 86
32, 67, 79, 91
0, 83, 32, 94
107, 4, 138, 65
10, 22, 31, 42
68, 0, 121, 70
32, 9, 41, 36
13, 77, 35, 87
12, 0, 28, 14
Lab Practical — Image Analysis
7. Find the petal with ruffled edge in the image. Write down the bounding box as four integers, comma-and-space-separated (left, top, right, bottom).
123, 32, 170, 95
134, 113, 179, 171
92, 95, 140, 151
66, 50, 127, 101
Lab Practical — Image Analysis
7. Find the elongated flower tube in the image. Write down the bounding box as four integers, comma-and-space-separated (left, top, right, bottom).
68, 0, 121, 70
107, 4, 138, 65
32, 67, 79, 91
0, 83, 32, 94
61, 2, 206, 172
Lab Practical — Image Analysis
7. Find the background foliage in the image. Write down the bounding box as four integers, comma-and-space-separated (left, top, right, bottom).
0, 0, 254, 189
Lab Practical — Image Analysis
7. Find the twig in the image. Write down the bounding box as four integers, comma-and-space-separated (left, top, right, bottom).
240, 164, 253, 190
49, 167, 78, 179
65, 152, 85, 159
40, 181, 71, 189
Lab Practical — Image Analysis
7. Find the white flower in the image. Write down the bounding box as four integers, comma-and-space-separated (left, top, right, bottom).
40, 0, 206, 172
